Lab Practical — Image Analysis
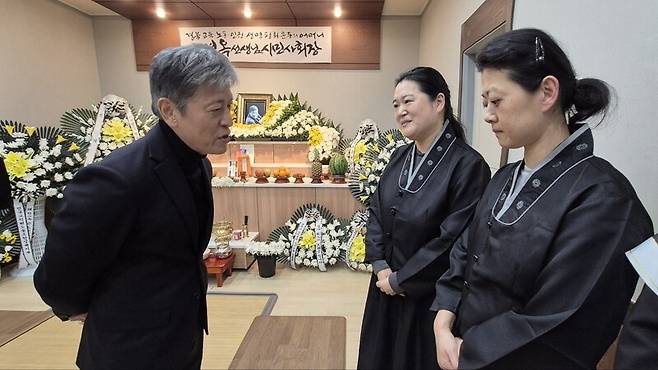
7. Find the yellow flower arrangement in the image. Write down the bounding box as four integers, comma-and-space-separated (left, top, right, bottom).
101, 118, 133, 144
349, 234, 366, 263
353, 140, 367, 163
307, 127, 323, 147
1, 229, 17, 264
299, 230, 317, 250
230, 100, 238, 125
260, 100, 288, 126
3, 152, 32, 180
0, 230, 17, 245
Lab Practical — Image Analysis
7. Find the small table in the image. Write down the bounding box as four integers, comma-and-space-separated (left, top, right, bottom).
204, 252, 235, 287
229, 316, 346, 369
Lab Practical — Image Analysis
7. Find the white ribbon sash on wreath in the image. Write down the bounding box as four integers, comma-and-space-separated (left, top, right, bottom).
289, 208, 327, 271
13, 197, 48, 269
314, 217, 326, 272
84, 95, 141, 166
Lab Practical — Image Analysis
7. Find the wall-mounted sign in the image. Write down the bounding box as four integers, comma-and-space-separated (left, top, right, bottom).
179, 27, 332, 63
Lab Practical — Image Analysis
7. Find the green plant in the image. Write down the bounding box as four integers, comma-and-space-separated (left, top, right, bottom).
329, 153, 348, 176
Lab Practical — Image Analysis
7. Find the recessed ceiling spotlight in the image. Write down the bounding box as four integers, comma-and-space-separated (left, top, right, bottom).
333, 4, 342, 18
244, 6, 253, 18
155, 7, 166, 19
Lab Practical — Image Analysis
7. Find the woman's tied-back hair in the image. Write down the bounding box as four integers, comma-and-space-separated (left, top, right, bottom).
395, 67, 466, 140
476, 28, 612, 127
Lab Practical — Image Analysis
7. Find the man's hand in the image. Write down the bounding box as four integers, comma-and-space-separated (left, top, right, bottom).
434, 310, 461, 370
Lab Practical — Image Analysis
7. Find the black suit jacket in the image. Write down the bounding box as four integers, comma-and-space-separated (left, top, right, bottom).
34, 124, 213, 370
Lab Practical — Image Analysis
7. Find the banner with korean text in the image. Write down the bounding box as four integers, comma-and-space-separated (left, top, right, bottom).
179, 27, 332, 63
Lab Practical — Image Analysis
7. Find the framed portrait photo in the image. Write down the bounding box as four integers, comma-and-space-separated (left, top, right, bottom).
237, 93, 272, 125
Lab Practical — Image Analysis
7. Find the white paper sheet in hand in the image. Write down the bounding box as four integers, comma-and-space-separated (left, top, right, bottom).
626, 236, 658, 296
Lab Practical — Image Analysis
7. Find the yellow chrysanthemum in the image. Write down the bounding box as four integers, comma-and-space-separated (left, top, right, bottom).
25, 127, 36, 137
349, 234, 366, 262
2, 252, 11, 264
230, 100, 238, 125
3, 152, 32, 180
55, 135, 66, 144
353, 140, 367, 163
307, 127, 323, 147
102, 118, 133, 144
69, 143, 80, 152
299, 230, 317, 250
4, 124, 14, 135
386, 133, 394, 142
0, 231, 17, 244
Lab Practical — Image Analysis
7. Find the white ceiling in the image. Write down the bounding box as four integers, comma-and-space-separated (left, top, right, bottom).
383, 0, 429, 16
57, 0, 430, 17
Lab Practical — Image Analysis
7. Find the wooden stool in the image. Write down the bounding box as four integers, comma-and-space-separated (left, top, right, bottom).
204, 252, 235, 287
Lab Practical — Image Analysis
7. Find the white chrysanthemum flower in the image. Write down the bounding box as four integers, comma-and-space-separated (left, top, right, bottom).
65, 157, 74, 166
64, 172, 73, 180
57, 193, 63, 198
40, 180, 50, 187
24, 183, 38, 192
329, 257, 337, 265
54, 173, 64, 182
54, 162, 62, 169
45, 188, 58, 197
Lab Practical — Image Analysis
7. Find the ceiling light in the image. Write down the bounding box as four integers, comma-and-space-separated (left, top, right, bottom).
244, 6, 252, 18
333, 5, 342, 18
155, 7, 166, 19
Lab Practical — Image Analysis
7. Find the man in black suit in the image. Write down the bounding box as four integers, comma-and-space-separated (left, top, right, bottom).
34, 44, 236, 370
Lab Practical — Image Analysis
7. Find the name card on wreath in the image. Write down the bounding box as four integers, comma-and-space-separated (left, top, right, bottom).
179, 26, 332, 64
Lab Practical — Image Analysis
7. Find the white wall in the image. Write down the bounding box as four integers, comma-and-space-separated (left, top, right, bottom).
92, 16, 421, 138
514, 0, 658, 225
418, 0, 486, 110
0, 0, 101, 126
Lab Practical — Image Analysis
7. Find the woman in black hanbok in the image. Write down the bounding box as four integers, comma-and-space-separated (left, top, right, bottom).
357, 67, 491, 370
433, 29, 654, 370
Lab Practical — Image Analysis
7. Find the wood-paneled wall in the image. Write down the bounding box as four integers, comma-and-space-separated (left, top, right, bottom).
132, 19, 380, 71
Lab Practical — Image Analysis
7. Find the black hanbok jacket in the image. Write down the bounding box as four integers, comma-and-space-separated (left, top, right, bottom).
358, 123, 491, 370
434, 124, 654, 369
34, 123, 212, 370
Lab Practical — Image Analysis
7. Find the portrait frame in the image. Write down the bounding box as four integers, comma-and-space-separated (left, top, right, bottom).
237, 93, 272, 125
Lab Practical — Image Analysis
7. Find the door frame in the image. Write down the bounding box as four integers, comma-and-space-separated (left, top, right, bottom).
458, 0, 515, 167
